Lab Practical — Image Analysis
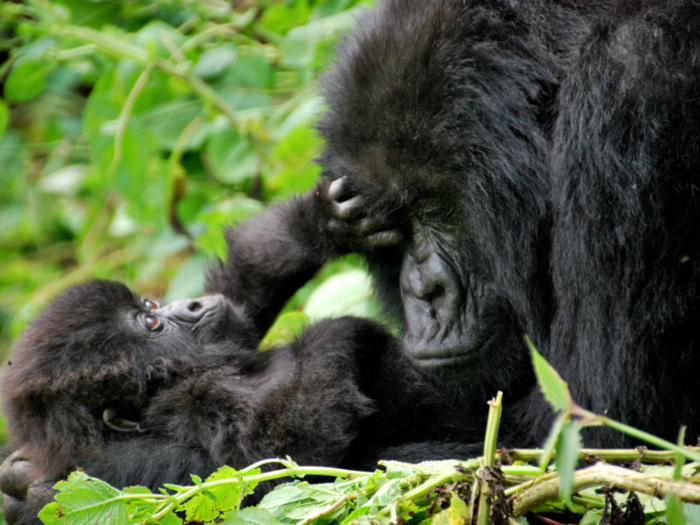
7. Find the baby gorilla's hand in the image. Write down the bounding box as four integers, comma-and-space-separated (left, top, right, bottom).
0, 449, 57, 525
327, 176, 405, 251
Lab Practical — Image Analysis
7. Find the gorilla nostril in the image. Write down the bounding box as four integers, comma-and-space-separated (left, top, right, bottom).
188, 301, 202, 313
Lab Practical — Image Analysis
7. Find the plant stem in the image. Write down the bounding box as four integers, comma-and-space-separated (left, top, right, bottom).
150, 466, 372, 522
477, 392, 504, 525
504, 447, 700, 464
573, 407, 700, 463
511, 463, 700, 516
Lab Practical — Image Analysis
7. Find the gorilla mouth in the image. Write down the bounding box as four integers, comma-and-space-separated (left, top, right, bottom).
403, 328, 503, 367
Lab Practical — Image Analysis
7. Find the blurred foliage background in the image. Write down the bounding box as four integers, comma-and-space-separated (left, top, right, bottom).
0, 0, 382, 448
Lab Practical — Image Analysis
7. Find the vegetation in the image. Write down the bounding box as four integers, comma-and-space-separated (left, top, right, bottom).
0, 0, 378, 371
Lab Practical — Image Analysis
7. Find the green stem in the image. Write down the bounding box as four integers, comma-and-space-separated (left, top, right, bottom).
108, 63, 155, 176
477, 392, 503, 525
150, 466, 372, 522
573, 407, 700, 463
504, 447, 700, 464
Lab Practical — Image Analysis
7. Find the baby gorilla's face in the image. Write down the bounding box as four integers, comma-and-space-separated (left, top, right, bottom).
10, 280, 258, 378
131, 293, 255, 352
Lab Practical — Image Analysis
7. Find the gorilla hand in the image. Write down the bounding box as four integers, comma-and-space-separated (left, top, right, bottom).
327, 176, 405, 251
0, 449, 56, 525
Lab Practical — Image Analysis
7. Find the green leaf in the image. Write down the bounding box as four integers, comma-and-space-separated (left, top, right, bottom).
221, 507, 284, 525
685, 504, 700, 525
183, 466, 255, 523
432, 491, 470, 525
366, 479, 401, 508
5, 57, 51, 102
260, 311, 310, 350
666, 492, 688, 525
341, 506, 371, 525
556, 421, 582, 507
539, 412, 567, 471
207, 125, 259, 185
304, 269, 380, 320
193, 46, 237, 81
37, 471, 130, 525
526, 335, 572, 412
259, 484, 313, 521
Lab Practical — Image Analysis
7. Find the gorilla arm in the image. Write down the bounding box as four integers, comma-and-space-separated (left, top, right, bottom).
205, 182, 404, 340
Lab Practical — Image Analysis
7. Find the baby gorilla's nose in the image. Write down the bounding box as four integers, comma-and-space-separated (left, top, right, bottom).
187, 301, 202, 312
162, 295, 225, 324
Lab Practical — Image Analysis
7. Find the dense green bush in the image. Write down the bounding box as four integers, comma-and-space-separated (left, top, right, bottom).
0, 0, 380, 380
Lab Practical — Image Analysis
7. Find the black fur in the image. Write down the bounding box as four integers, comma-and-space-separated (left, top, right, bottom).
312, 0, 700, 448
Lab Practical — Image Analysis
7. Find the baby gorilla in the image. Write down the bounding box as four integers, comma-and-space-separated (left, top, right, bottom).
1, 279, 393, 496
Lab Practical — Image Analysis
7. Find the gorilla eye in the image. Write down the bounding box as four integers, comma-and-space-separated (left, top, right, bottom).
143, 299, 159, 310
144, 315, 162, 331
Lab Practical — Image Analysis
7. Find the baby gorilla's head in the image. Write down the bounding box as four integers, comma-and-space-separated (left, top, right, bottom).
1, 280, 256, 479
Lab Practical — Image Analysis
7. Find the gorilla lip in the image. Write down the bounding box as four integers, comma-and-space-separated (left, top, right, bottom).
405, 331, 501, 367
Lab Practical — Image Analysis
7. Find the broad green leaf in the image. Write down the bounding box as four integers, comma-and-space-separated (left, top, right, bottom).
193, 46, 237, 81
526, 335, 572, 412
685, 504, 700, 525
221, 507, 284, 525
342, 506, 371, 525
268, 124, 323, 195
138, 99, 204, 150
37, 471, 130, 525
556, 421, 582, 507
195, 197, 266, 258
183, 466, 252, 523
579, 510, 603, 525
666, 492, 688, 525
5, 57, 51, 102
260, 311, 310, 350
259, 484, 313, 521
304, 269, 380, 320
225, 50, 275, 89
207, 125, 259, 185
366, 479, 401, 507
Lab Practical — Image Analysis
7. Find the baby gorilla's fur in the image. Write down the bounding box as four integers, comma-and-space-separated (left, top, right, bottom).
1, 280, 393, 490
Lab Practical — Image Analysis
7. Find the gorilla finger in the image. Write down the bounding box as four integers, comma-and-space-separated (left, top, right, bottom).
0, 454, 34, 499
332, 196, 364, 219
364, 229, 404, 249
328, 177, 354, 201
26, 478, 58, 511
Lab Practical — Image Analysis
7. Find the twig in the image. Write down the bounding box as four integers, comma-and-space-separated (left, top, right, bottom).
512, 463, 700, 516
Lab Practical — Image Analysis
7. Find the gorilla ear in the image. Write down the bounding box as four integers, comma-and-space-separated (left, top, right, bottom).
102, 409, 141, 433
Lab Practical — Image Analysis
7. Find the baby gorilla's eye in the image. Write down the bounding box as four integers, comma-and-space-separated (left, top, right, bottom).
143, 299, 160, 310
144, 315, 162, 331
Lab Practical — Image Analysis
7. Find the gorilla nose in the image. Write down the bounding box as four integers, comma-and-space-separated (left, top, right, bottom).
163, 295, 225, 323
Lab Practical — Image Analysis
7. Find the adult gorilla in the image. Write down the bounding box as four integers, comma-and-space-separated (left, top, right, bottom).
4, 0, 700, 520
315, 0, 700, 448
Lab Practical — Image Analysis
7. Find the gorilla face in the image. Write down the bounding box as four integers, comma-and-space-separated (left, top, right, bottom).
399, 218, 515, 367
4, 281, 257, 404
318, 0, 552, 382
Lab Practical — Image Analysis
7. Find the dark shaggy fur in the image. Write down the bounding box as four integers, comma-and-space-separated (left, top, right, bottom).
312, 0, 700, 448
